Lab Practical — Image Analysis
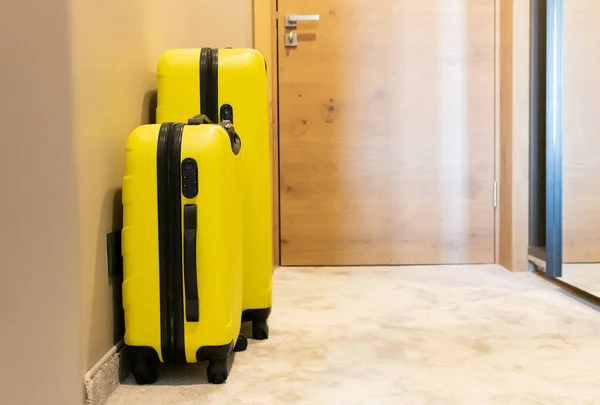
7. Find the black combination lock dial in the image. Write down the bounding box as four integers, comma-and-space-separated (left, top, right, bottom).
181, 158, 199, 199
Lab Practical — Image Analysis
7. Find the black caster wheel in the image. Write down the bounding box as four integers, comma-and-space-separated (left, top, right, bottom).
233, 334, 248, 352
207, 358, 228, 384
252, 320, 269, 340
129, 351, 158, 385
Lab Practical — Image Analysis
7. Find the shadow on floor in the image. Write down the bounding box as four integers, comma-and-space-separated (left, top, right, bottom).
121, 354, 237, 386
533, 271, 600, 312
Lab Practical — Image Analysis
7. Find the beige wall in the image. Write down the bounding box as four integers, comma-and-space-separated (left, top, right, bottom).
143, 0, 254, 66
1, 0, 254, 398
72, 0, 153, 374
72, 0, 254, 372
0, 0, 83, 403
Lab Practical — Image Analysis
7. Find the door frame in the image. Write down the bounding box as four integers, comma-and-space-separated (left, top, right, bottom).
254, 0, 280, 265
528, 0, 563, 278
254, 0, 529, 270
497, 0, 532, 272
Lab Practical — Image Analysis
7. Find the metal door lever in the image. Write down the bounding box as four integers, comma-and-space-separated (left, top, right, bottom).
285, 14, 320, 28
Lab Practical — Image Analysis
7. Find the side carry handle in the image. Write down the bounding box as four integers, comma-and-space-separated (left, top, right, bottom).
184, 204, 200, 322
188, 114, 212, 126
220, 120, 242, 156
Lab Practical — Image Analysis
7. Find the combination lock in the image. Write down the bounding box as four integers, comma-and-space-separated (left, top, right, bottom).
181, 158, 198, 198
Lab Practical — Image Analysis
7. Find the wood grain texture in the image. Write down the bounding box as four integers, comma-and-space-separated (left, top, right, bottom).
563, 0, 600, 263
497, 0, 530, 272
510, 0, 531, 272
498, 0, 514, 269
278, 0, 496, 265
494, 0, 501, 265
254, 0, 280, 265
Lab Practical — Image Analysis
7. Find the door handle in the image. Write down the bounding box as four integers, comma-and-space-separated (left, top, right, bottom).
285, 14, 320, 28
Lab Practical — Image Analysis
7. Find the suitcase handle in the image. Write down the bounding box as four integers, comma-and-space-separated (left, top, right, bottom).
219, 120, 242, 155
188, 114, 212, 125
183, 204, 200, 322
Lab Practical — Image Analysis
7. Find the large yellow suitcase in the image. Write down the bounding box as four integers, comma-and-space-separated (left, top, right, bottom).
122, 119, 246, 385
157, 48, 273, 339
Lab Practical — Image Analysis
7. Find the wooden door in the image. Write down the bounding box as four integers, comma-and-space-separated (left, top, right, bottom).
563, 0, 600, 263
278, 0, 496, 265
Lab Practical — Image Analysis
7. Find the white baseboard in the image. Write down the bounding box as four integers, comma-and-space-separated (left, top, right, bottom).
84, 340, 128, 405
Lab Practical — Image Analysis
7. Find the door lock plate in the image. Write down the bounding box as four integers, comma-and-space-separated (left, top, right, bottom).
284, 31, 298, 47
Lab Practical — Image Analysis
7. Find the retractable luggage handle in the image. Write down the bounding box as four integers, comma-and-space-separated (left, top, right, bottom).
183, 204, 200, 322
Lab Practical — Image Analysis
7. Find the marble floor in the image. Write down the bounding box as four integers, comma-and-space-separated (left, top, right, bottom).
106, 265, 600, 405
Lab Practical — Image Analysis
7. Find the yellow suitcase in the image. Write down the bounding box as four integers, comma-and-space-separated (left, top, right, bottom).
157, 48, 273, 339
122, 118, 246, 385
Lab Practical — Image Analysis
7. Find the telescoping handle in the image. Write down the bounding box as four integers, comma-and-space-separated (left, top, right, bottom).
183, 204, 199, 322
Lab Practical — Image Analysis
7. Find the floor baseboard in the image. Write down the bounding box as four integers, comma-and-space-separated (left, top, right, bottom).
84, 340, 128, 405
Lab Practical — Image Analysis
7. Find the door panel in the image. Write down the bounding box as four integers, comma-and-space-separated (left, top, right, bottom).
563, 0, 600, 263
278, 0, 496, 265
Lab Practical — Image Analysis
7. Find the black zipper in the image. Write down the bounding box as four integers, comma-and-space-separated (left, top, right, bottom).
200, 48, 211, 121
199, 48, 219, 123
156, 122, 186, 364
209, 48, 219, 122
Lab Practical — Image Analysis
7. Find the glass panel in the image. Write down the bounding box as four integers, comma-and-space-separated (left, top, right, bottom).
560, 0, 600, 294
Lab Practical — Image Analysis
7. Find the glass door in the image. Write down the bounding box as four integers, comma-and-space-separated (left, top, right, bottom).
530, 0, 600, 298
560, 0, 600, 295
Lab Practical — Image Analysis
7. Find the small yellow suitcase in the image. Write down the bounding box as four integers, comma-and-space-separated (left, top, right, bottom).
157, 48, 273, 339
122, 118, 246, 384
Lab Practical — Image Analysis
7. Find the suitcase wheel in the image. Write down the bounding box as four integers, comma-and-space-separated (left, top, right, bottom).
252, 320, 269, 340
129, 350, 158, 385
207, 358, 228, 384
233, 334, 248, 352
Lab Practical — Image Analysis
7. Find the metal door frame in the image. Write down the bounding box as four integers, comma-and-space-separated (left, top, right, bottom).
529, 0, 563, 278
